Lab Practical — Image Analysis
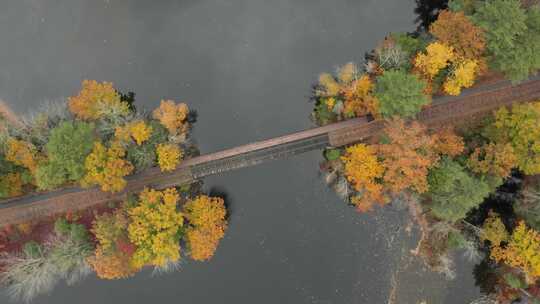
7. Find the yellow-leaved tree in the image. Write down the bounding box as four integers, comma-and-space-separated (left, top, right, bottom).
443, 59, 478, 96
491, 221, 540, 283
81, 142, 134, 192
414, 42, 455, 79
183, 195, 227, 261
340, 144, 386, 212
156, 143, 182, 172
6, 138, 40, 174
128, 188, 184, 268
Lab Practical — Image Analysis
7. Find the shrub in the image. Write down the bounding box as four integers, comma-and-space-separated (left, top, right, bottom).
374, 70, 430, 118
0, 220, 92, 302
0, 243, 57, 302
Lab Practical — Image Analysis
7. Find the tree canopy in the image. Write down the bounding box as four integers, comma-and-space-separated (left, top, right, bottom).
374, 70, 430, 118
427, 158, 490, 222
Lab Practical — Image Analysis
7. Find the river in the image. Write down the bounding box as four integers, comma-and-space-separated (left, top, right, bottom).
0, 1, 480, 303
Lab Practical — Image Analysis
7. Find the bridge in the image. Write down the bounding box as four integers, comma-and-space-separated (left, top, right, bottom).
1, 75, 540, 227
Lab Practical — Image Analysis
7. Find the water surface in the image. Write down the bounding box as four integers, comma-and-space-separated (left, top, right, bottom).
0, 1, 479, 303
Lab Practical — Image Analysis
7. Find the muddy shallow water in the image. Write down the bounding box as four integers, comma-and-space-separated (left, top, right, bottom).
0, 1, 480, 303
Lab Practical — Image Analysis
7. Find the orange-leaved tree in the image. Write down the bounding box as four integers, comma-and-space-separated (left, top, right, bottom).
68, 80, 130, 120
430, 9, 486, 63
433, 127, 465, 157
183, 195, 227, 261
340, 144, 386, 212
152, 100, 190, 135
376, 118, 439, 195
467, 142, 517, 179
89, 209, 137, 280
316, 63, 379, 118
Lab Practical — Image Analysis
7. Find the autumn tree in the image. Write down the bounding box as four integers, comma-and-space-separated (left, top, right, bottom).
0, 172, 25, 198
114, 120, 153, 146
156, 143, 182, 172
491, 221, 540, 283
467, 142, 517, 179
5, 138, 40, 174
414, 42, 455, 79
340, 144, 386, 212
0, 146, 33, 198
433, 127, 464, 157
183, 195, 227, 261
314, 63, 380, 122
125, 121, 169, 172
68, 80, 130, 120
427, 158, 490, 222
376, 118, 439, 195
35, 121, 95, 190
443, 59, 479, 95
374, 70, 430, 118
481, 211, 509, 246
89, 209, 137, 279
152, 100, 190, 135
430, 9, 486, 62
128, 188, 184, 268
487, 102, 540, 175
81, 141, 134, 192
87, 248, 137, 280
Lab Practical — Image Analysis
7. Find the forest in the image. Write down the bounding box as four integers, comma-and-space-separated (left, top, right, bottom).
313, 0, 540, 302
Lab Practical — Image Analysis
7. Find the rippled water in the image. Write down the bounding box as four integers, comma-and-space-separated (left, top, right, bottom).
0, 1, 481, 303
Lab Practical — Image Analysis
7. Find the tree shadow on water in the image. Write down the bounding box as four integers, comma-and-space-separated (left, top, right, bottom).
414, 0, 448, 32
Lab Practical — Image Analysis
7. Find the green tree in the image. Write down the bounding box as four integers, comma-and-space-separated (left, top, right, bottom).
35, 121, 95, 190
473, 0, 540, 82
374, 70, 430, 118
427, 158, 490, 222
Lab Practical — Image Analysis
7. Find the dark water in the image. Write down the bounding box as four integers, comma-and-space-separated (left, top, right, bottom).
0, 1, 479, 303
